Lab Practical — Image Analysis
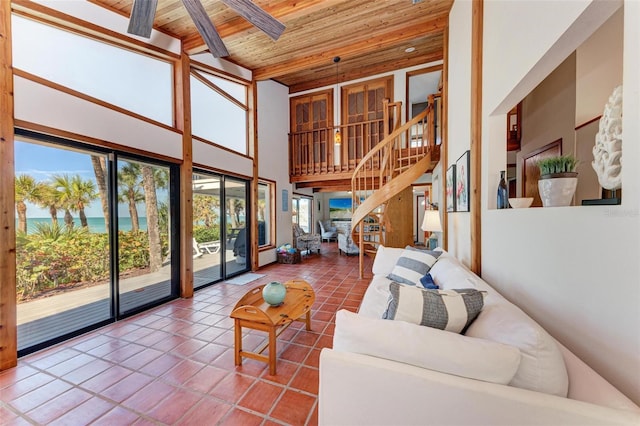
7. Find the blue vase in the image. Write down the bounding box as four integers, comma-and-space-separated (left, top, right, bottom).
262, 281, 287, 306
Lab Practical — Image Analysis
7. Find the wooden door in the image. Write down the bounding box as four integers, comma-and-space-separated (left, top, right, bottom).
290, 90, 332, 173
341, 76, 393, 167
522, 139, 561, 207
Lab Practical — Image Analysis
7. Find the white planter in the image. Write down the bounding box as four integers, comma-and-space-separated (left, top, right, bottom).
538, 177, 578, 207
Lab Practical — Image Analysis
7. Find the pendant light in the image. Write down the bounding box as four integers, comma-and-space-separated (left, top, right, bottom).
333, 56, 342, 145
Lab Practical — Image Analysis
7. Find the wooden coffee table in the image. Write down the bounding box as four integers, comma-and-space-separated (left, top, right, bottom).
230, 279, 315, 375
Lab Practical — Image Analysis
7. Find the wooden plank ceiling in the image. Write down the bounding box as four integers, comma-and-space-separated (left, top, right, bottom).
90, 0, 452, 93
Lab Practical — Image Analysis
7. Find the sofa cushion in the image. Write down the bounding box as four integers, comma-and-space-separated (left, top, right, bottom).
387, 247, 441, 286
334, 309, 522, 385
371, 245, 405, 276
382, 282, 485, 333
465, 299, 569, 397
429, 255, 479, 290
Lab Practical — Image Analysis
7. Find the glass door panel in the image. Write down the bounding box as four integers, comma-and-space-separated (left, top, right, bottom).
116, 158, 174, 315
15, 138, 112, 353
225, 177, 249, 277
192, 172, 222, 289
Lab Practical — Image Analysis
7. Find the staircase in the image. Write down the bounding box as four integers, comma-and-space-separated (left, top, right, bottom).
350, 99, 437, 278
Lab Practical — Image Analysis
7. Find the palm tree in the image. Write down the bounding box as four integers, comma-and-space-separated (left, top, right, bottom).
193, 194, 220, 227
141, 165, 163, 272
118, 163, 143, 232
53, 174, 76, 229
70, 175, 97, 228
53, 174, 98, 229
15, 174, 44, 234
91, 155, 110, 231
36, 183, 63, 225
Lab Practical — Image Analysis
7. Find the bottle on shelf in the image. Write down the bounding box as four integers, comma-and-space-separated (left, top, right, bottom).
497, 170, 509, 209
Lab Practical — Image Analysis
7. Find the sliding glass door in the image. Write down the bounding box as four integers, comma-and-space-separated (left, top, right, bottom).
192, 171, 249, 289
15, 133, 179, 355
116, 157, 177, 315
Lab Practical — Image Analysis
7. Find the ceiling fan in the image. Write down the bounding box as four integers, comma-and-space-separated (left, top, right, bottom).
127, 0, 285, 58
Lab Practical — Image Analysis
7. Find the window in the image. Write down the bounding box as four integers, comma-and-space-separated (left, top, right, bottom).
258, 181, 275, 247
190, 70, 249, 154
292, 195, 313, 233
12, 15, 173, 124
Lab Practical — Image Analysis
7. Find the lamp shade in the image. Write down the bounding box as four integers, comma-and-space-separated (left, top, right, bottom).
421, 210, 442, 233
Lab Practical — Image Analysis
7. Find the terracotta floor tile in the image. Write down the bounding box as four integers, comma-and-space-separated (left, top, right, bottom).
291, 366, 319, 394
48, 396, 115, 426
101, 343, 146, 363
161, 358, 206, 386
314, 334, 334, 350
238, 380, 284, 414
92, 406, 140, 425
81, 365, 133, 393
304, 348, 322, 369
172, 338, 208, 357
9, 379, 73, 412
291, 330, 321, 347
101, 371, 154, 402
175, 396, 232, 425
146, 388, 202, 424
183, 365, 228, 393
189, 342, 228, 364
270, 389, 317, 425
218, 407, 264, 426
261, 359, 300, 386
193, 325, 227, 342
151, 334, 189, 351
0, 371, 55, 401
26, 387, 93, 424
26, 348, 80, 370
121, 380, 176, 413
138, 353, 182, 376
0, 364, 37, 389
69, 334, 114, 352
208, 372, 255, 402
280, 343, 311, 363
61, 359, 113, 385
119, 347, 164, 371
134, 329, 172, 346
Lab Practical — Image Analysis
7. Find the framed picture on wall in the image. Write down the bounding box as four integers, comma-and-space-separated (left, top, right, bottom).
456, 150, 470, 212
446, 164, 456, 212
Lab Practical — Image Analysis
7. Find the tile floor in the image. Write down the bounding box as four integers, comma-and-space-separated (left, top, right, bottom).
0, 243, 372, 425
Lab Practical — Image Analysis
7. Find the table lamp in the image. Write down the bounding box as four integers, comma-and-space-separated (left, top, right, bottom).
421, 210, 442, 249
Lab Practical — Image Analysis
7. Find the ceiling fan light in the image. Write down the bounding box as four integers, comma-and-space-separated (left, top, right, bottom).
405, 47, 416, 53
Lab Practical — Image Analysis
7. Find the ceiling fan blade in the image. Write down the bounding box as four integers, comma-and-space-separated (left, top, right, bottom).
182, 0, 229, 57
220, 0, 285, 41
127, 0, 158, 38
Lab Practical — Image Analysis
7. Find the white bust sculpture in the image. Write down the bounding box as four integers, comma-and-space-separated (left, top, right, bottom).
592, 85, 622, 190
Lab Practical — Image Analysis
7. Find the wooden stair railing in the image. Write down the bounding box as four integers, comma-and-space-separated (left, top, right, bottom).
351, 101, 434, 278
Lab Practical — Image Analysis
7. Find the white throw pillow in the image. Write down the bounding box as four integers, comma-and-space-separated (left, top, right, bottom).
334, 309, 522, 385
429, 255, 478, 290
465, 302, 569, 397
371, 245, 405, 276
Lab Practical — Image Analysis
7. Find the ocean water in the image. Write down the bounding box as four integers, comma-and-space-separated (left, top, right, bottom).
22, 217, 148, 234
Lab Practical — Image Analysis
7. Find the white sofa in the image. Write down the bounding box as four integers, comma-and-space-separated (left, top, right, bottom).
319, 246, 640, 425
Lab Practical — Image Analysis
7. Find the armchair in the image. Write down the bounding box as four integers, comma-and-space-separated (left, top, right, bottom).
338, 232, 359, 255
292, 223, 321, 255
318, 220, 338, 242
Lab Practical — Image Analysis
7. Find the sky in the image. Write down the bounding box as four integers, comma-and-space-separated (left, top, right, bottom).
15, 140, 168, 218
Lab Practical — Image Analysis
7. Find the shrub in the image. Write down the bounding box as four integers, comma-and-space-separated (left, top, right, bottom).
193, 225, 220, 243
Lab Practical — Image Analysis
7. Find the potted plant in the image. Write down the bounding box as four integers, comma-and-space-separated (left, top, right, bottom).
537, 154, 578, 207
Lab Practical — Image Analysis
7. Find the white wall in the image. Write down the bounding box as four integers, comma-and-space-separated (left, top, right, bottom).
256, 80, 292, 265
446, 0, 472, 265
467, 0, 639, 404
575, 8, 624, 126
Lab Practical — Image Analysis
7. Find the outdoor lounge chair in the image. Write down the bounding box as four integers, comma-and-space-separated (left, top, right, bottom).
198, 240, 221, 254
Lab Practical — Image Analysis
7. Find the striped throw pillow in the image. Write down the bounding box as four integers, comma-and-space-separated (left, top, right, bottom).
387, 247, 441, 286
383, 282, 485, 333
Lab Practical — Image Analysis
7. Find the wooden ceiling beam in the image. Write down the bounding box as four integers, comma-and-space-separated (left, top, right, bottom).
252, 16, 447, 82
183, 0, 328, 55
